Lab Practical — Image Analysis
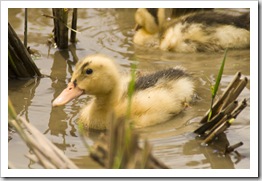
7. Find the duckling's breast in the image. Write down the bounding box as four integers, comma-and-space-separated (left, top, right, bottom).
133, 29, 160, 48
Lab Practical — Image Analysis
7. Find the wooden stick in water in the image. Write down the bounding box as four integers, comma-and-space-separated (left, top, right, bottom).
200, 72, 244, 123
202, 116, 230, 145
229, 78, 248, 103
9, 116, 78, 169
231, 99, 247, 118
24, 8, 28, 48
70, 8, 77, 43
52, 8, 69, 49
8, 23, 42, 78
225, 142, 244, 154
207, 101, 238, 136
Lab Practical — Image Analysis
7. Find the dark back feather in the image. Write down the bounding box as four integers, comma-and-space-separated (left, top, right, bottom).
135, 68, 190, 91
171, 8, 213, 18
184, 11, 250, 30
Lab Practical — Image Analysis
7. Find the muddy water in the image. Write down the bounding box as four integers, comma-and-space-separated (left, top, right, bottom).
8, 8, 250, 169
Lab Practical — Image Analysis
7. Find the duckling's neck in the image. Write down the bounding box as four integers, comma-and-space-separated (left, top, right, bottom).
93, 90, 118, 110
88, 86, 120, 130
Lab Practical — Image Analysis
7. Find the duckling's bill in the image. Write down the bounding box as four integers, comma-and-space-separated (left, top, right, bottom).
52, 82, 84, 107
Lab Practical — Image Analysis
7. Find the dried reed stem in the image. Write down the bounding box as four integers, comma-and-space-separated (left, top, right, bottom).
8, 98, 78, 169
195, 72, 248, 147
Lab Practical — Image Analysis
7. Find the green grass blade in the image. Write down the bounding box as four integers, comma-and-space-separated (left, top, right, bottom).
127, 63, 136, 119
212, 48, 228, 98
208, 48, 228, 121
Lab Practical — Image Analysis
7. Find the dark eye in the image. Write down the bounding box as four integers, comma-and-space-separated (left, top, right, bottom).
85, 68, 93, 75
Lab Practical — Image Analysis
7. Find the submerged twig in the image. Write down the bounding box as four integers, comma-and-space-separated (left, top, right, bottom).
8, 98, 78, 169
225, 142, 244, 154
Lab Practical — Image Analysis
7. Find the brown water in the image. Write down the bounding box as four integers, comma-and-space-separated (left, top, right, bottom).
8, 8, 250, 169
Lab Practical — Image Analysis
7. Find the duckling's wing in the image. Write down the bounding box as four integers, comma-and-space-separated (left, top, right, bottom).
127, 68, 194, 128
134, 68, 191, 91
183, 11, 250, 30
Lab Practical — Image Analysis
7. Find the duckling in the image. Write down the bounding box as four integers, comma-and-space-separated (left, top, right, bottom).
170, 8, 213, 19
134, 8, 250, 52
52, 54, 194, 130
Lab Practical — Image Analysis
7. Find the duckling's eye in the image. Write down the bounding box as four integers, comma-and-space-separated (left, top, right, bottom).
85, 68, 93, 75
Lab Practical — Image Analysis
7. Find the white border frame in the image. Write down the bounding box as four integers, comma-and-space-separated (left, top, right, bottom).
1, 1, 258, 178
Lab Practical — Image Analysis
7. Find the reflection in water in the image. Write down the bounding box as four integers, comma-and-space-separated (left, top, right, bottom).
8, 78, 45, 168
9, 78, 40, 120
48, 50, 76, 154
8, 8, 250, 169
8, 79, 38, 144
183, 133, 234, 169
49, 50, 70, 136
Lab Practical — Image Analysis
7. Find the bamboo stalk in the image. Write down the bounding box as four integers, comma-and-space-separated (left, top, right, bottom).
10, 117, 78, 168
202, 116, 231, 145
8, 23, 41, 78
231, 99, 247, 118
229, 78, 248, 103
217, 72, 242, 102
52, 8, 69, 49
194, 111, 225, 135
195, 71, 248, 148
70, 8, 77, 43
225, 142, 244, 154
24, 8, 28, 48
8, 99, 78, 169
194, 101, 238, 135
220, 89, 234, 111
206, 115, 230, 138
200, 72, 244, 123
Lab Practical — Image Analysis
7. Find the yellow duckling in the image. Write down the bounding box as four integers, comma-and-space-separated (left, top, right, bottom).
52, 54, 194, 130
134, 8, 250, 52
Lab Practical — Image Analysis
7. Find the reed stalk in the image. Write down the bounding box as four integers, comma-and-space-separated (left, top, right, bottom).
195, 69, 248, 151
24, 8, 28, 48
70, 8, 78, 43
52, 8, 69, 49
8, 98, 78, 169
225, 142, 244, 154
8, 23, 41, 78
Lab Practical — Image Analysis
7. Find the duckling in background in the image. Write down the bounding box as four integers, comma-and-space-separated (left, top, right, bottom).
134, 8, 165, 47
170, 8, 213, 19
134, 8, 250, 52
52, 54, 195, 130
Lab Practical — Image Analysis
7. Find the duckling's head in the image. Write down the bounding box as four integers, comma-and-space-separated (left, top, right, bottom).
52, 54, 120, 107
71, 54, 120, 95
135, 8, 165, 34
134, 8, 165, 47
